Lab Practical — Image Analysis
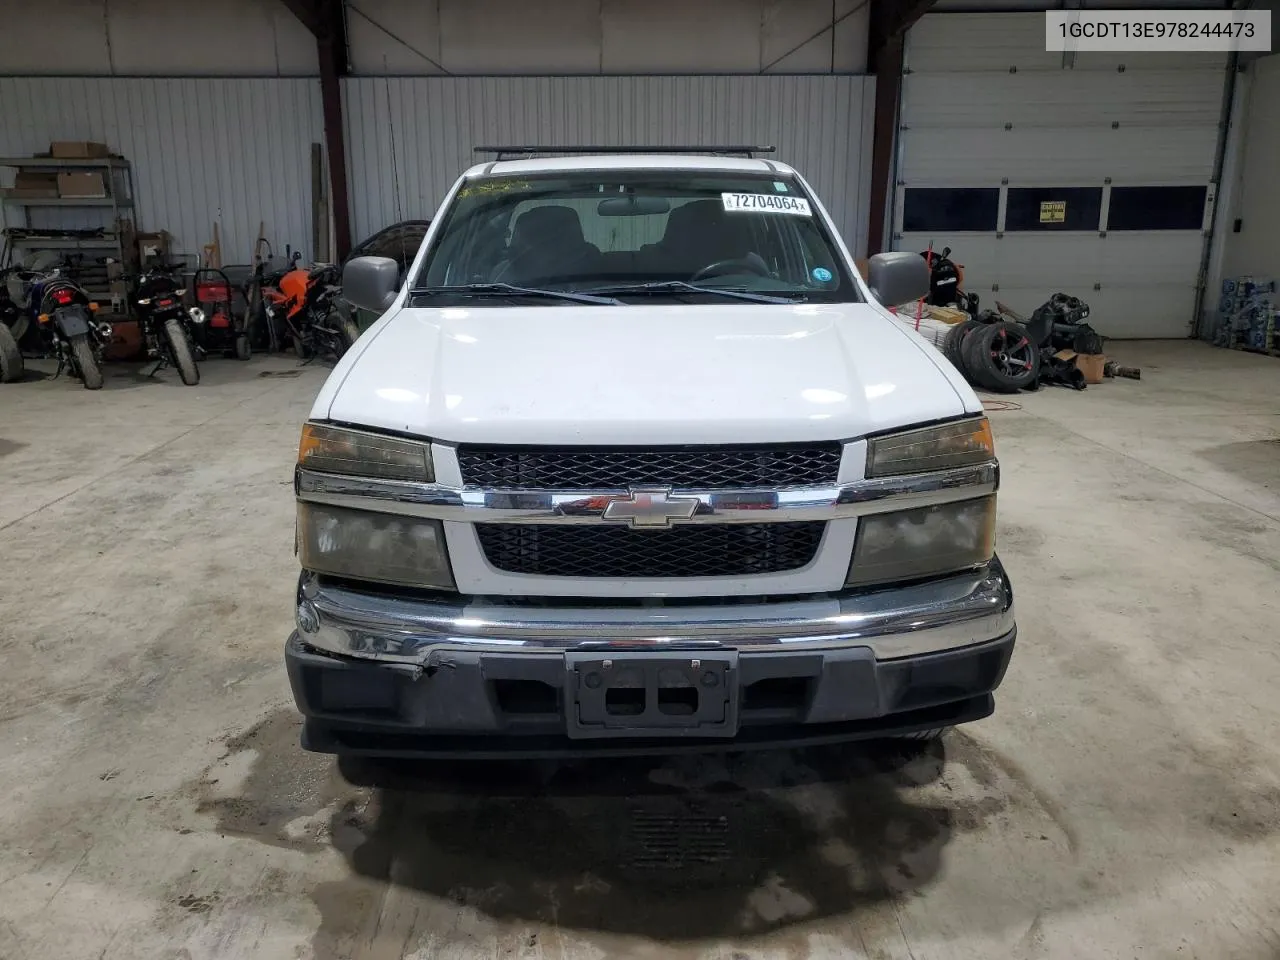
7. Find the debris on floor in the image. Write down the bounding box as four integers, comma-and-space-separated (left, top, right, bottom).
901, 291, 1140, 394
1105, 360, 1141, 380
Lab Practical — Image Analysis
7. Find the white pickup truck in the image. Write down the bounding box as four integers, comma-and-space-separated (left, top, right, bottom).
287, 150, 1015, 758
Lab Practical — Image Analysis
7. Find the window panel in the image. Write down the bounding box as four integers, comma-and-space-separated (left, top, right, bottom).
1108, 186, 1207, 231
903, 188, 1000, 233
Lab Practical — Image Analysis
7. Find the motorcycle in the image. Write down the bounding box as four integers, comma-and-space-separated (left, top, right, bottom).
133, 262, 204, 385
0, 265, 111, 389
263, 260, 359, 361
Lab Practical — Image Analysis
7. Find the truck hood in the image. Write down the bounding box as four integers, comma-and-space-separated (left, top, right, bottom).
318, 302, 972, 445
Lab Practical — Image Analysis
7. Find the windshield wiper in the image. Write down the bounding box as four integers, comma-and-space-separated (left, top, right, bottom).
584, 281, 800, 305
409, 282, 621, 306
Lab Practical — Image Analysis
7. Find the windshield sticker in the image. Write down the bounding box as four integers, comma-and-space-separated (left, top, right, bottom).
773, 181, 789, 192
811, 266, 833, 283
721, 193, 811, 216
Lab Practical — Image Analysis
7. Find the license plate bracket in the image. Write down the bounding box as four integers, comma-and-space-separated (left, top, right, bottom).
565, 651, 739, 739
54, 306, 89, 338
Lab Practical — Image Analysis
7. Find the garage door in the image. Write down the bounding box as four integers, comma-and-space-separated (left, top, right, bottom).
895, 13, 1227, 339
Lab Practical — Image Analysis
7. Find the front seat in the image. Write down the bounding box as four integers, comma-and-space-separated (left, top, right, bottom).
498, 205, 601, 284
645, 199, 755, 277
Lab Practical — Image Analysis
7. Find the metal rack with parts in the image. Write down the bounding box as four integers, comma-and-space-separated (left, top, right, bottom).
0, 155, 136, 306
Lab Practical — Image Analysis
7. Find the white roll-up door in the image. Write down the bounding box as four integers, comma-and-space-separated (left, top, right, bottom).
895, 13, 1228, 338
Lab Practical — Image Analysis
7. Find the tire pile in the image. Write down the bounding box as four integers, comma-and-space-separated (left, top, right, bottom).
940, 294, 1103, 393
942, 313, 1040, 393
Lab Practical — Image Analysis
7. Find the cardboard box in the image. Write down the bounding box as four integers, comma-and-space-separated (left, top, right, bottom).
1075, 352, 1106, 384
4, 171, 60, 199
15, 170, 59, 192
925, 305, 971, 325
49, 141, 110, 159
1055, 350, 1107, 385
136, 230, 171, 262
57, 172, 107, 198
2, 187, 58, 200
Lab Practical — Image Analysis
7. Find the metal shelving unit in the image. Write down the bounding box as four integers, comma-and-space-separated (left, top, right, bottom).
0, 155, 136, 301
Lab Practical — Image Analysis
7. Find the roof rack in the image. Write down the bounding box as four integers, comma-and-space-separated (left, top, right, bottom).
474, 145, 776, 161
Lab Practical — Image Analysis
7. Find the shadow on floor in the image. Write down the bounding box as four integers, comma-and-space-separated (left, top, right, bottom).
1200, 438, 1280, 491
316, 740, 953, 942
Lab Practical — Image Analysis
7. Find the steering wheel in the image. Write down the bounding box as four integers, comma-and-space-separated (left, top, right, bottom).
690, 256, 770, 283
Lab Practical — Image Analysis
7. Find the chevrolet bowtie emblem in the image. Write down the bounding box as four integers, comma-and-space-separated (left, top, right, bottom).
602, 488, 700, 528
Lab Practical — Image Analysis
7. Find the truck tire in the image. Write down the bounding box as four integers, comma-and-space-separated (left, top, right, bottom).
164, 318, 201, 386
942, 318, 982, 372
0, 322, 23, 383
960, 320, 1039, 393
71, 333, 104, 390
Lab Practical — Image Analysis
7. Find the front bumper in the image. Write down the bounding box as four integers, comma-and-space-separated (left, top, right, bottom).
286, 558, 1015, 757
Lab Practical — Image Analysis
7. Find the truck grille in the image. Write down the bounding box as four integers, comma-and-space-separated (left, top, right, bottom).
476, 522, 825, 579
456, 444, 842, 489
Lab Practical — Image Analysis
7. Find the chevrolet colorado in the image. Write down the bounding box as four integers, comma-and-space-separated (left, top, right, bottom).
286, 151, 1015, 758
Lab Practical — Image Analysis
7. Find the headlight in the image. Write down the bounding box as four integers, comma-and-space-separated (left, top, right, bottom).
866, 418, 994, 478
298, 422, 433, 482
297, 502, 454, 589
845, 495, 995, 587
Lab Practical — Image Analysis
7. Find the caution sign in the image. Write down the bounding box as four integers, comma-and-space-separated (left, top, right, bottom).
1040, 200, 1066, 224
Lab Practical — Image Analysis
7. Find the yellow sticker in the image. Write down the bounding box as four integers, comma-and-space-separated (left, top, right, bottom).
457, 179, 532, 199
1040, 200, 1066, 223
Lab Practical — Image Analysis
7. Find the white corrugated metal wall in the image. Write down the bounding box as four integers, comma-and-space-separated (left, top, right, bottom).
895, 13, 1228, 339
342, 76, 875, 254
0, 78, 323, 263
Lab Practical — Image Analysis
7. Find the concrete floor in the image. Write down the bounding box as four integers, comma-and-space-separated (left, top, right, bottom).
1, 341, 1278, 960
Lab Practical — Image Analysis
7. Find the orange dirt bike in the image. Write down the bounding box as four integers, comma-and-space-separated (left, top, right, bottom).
262, 261, 360, 360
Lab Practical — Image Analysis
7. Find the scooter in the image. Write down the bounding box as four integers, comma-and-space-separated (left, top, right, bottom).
133, 262, 204, 385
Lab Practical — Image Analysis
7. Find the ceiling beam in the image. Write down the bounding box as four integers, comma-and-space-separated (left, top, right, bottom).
868, 0, 935, 71
278, 0, 320, 37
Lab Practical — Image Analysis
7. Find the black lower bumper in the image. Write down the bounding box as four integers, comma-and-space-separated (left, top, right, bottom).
286, 630, 1016, 759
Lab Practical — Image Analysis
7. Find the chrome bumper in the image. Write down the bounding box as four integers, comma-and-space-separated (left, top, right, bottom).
294, 558, 1014, 666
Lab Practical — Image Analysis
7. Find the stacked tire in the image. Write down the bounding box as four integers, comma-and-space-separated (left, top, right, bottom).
941, 317, 1040, 394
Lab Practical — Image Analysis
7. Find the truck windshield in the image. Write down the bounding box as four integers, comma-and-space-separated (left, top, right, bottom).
412, 172, 860, 304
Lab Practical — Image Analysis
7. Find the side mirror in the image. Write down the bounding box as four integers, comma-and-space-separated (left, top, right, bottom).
342, 256, 400, 313
866, 252, 929, 307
